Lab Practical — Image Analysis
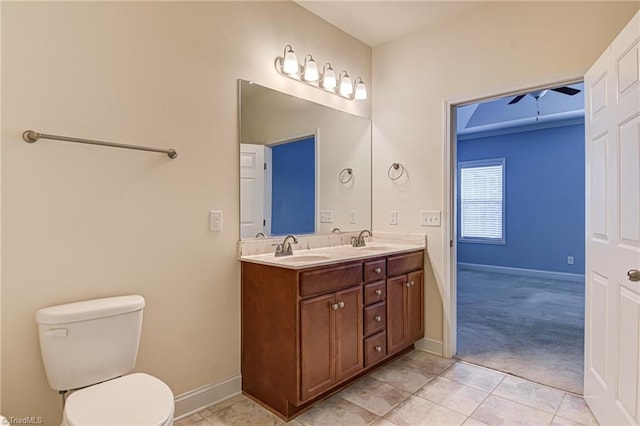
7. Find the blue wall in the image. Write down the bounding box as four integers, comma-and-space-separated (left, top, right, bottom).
271, 136, 315, 236
457, 123, 585, 274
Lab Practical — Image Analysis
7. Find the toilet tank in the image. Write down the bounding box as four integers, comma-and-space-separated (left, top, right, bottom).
36, 295, 145, 391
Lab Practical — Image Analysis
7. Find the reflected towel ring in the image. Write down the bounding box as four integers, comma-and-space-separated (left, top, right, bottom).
339, 168, 353, 184
388, 163, 405, 181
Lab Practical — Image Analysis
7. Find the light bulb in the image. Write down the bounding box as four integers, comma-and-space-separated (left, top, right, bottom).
354, 79, 367, 100
339, 71, 353, 97
321, 64, 336, 90
303, 55, 319, 82
283, 45, 298, 75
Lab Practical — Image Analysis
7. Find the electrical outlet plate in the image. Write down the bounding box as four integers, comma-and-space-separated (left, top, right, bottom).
320, 210, 334, 223
420, 211, 441, 227
348, 210, 356, 224
567, 256, 574, 265
389, 210, 398, 225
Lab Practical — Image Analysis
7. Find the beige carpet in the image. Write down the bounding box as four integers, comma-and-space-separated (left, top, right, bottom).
456, 267, 584, 395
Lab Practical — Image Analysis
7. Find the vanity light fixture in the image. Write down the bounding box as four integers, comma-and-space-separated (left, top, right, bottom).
338, 71, 353, 97
321, 63, 336, 90
354, 77, 367, 101
282, 45, 299, 75
302, 54, 319, 82
275, 45, 366, 101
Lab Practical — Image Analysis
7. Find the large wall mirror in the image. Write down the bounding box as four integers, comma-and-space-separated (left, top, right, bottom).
239, 80, 372, 239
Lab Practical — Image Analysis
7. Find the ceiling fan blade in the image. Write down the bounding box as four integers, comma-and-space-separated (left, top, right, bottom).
508, 95, 526, 105
551, 86, 581, 96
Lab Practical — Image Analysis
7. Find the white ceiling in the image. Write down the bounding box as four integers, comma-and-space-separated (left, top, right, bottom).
294, 1, 488, 47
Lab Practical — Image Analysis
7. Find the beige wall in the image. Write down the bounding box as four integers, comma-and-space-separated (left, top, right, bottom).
0, 2, 370, 422
371, 1, 639, 349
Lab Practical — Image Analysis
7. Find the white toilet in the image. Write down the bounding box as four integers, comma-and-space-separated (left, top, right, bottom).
36, 295, 174, 426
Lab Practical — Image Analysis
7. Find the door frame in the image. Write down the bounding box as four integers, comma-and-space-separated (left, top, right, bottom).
442, 76, 585, 358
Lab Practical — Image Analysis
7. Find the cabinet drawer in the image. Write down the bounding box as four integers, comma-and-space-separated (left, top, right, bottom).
364, 281, 386, 306
364, 332, 387, 367
387, 251, 423, 276
364, 260, 386, 282
300, 263, 362, 298
363, 302, 386, 337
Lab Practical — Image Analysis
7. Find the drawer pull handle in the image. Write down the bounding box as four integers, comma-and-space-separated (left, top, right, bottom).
338, 301, 345, 309
375, 289, 382, 296
374, 315, 382, 322
332, 303, 339, 310
375, 346, 382, 352
374, 267, 382, 273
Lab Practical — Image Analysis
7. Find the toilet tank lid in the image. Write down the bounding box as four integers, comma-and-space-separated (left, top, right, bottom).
36, 295, 145, 325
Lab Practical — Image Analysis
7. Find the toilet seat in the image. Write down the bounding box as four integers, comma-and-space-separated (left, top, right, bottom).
63, 373, 174, 426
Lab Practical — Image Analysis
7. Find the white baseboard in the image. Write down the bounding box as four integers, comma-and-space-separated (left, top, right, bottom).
173, 374, 242, 420
414, 337, 443, 356
458, 262, 584, 282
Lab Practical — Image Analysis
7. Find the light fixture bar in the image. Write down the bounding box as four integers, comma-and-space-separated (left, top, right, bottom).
275, 45, 367, 101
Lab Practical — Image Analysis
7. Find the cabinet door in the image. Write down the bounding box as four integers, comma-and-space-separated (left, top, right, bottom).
334, 286, 363, 382
300, 293, 335, 401
386, 275, 407, 355
407, 270, 424, 342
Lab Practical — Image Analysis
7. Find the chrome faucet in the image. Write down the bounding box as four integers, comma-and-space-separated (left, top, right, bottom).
352, 229, 372, 247
275, 234, 298, 257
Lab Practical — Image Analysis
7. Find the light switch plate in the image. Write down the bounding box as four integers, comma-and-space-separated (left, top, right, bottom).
320, 210, 334, 223
349, 210, 356, 224
210, 210, 222, 232
420, 210, 441, 227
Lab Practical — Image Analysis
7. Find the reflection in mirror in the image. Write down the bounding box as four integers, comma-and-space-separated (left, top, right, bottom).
239, 80, 371, 240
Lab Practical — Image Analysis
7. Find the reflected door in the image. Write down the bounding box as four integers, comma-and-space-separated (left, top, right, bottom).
240, 144, 265, 239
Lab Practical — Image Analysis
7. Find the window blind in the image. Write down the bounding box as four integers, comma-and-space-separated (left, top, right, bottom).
460, 162, 504, 241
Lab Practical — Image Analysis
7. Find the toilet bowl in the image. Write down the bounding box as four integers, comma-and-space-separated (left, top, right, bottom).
63, 373, 174, 426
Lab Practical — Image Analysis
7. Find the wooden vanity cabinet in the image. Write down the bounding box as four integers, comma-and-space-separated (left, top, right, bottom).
300, 285, 362, 401
241, 248, 424, 420
386, 252, 425, 355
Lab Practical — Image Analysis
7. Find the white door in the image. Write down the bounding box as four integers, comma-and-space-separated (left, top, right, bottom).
584, 10, 640, 425
240, 143, 265, 239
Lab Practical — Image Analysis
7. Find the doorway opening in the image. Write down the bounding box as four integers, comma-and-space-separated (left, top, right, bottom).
450, 82, 586, 394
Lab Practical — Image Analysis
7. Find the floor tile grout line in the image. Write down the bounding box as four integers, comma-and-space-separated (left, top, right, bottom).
488, 375, 567, 416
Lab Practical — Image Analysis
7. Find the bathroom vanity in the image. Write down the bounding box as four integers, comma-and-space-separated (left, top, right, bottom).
240, 244, 424, 420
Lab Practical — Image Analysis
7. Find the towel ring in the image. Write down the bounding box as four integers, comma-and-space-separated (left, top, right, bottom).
339, 168, 353, 184
387, 163, 405, 181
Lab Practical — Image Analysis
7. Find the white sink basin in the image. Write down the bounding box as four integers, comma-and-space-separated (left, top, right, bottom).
275, 255, 334, 264
353, 246, 390, 251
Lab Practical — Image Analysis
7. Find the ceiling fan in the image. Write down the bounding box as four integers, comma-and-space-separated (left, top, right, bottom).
508, 86, 581, 105
507, 86, 581, 121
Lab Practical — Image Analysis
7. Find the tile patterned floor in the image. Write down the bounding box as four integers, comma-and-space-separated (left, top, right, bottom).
175, 351, 598, 426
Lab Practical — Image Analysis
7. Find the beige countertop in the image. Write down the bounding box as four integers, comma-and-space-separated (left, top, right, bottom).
239, 240, 425, 270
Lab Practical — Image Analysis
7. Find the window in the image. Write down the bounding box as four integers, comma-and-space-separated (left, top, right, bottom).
458, 158, 505, 244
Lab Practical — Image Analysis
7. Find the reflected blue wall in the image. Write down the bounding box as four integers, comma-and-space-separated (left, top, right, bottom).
457, 123, 585, 274
271, 136, 315, 235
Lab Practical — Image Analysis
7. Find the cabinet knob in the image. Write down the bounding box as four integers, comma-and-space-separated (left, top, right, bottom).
405, 282, 411, 287
338, 301, 345, 309
375, 289, 382, 296
332, 303, 339, 310
374, 267, 382, 273
409, 281, 414, 287
375, 346, 382, 352
374, 315, 382, 322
